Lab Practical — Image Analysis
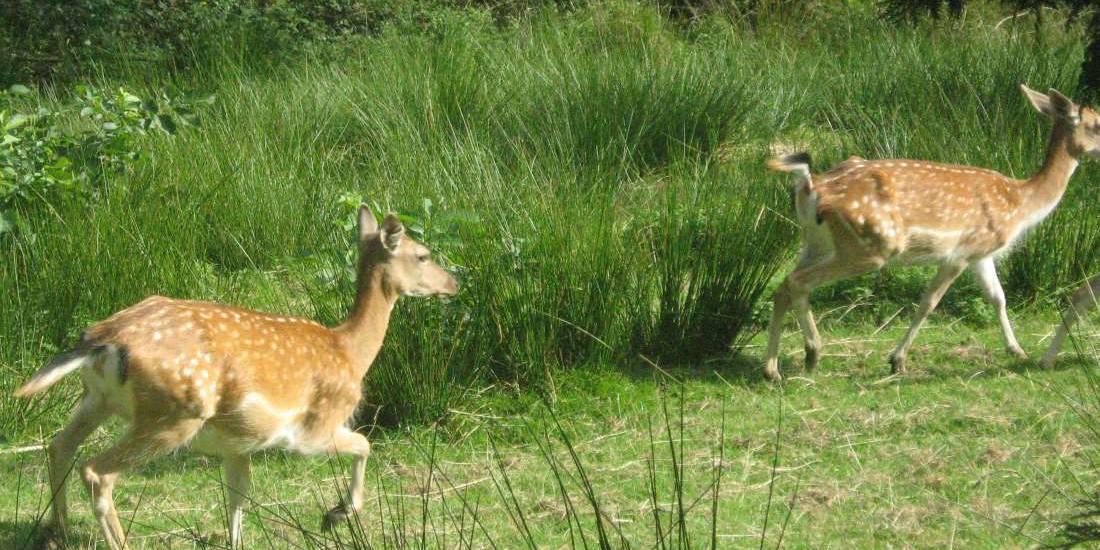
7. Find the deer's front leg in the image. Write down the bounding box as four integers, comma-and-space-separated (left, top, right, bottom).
970, 258, 1027, 360
224, 455, 251, 548
321, 428, 372, 530
1042, 276, 1100, 368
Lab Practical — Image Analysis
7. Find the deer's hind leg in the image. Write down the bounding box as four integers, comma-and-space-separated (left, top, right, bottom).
764, 251, 886, 382
47, 391, 112, 537
81, 417, 204, 550
792, 246, 831, 372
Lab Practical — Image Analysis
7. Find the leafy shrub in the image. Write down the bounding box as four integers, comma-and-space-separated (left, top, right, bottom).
0, 84, 211, 236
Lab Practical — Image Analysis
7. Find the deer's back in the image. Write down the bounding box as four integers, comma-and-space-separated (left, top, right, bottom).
813, 159, 1024, 261
83, 296, 363, 455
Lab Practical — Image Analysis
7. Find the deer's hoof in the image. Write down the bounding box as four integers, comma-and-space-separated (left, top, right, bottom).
804, 345, 820, 371
1008, 346, 1029, 361
322, 503, 354, 531
33, 523, 68, 550
44, 520, 67, 537
1039, 353, 1058, 370
763, 363, 783, 384
888, 354, 906, 375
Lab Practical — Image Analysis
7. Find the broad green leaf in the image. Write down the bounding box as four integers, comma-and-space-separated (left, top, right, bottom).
4, 113, 28, 131
0, 211, 14, 234
44, 156, 72, 179
121, 90, 142, 105
8, 84, 31, 95
337, 192, 363, 209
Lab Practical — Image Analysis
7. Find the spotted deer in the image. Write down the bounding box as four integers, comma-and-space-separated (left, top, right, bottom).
14, 205, 459, 549
1041, 275, 1100, 368
762, 85, 1100, 382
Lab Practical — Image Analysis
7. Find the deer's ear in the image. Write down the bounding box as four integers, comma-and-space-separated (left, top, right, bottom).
1048, 88, 1080, 125
1022, 84, 1056, 116
358, 204, 378, 242
380, 213, 404, 252
1022, 84, 1079, 124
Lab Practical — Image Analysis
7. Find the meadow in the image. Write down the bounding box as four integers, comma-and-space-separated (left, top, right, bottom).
2, 1, 1100, 547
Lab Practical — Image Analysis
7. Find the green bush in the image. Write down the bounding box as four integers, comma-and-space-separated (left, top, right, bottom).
0, 84, 211, 237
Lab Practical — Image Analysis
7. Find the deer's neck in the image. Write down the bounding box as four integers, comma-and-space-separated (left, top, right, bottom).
1020, 120, 1079, 225
337, 268, 398, 377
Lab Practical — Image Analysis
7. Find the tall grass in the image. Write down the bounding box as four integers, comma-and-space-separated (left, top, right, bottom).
3, 2, 1100, 439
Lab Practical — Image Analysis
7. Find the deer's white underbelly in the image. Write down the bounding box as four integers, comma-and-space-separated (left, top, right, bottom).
190, 393, 317, 455
890, 226, 967, 265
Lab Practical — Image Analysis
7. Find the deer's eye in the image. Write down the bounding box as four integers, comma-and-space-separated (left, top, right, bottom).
417, 254, 430, 263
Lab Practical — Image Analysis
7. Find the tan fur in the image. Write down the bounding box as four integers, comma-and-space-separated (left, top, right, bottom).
16, 205, 458, 549
78, 296, 366, 452
811, 159, 1026, 261
762, 85, 1100, 382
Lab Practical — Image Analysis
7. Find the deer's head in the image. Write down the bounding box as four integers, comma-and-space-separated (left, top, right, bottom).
1022, 84, 1100, 158
356, 205, 459, 298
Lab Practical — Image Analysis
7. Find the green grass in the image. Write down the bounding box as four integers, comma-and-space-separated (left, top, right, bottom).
4, 2, 1100, 547
3, 1, 1100, 435
3, 314, 1099, 548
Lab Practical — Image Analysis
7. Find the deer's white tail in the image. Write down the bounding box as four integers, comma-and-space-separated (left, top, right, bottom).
768, 151, 822, 228
767, 151, 813, 182
14, 345, 115, 397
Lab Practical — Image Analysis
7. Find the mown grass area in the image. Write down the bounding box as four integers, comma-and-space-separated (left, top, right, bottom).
3, 315, 1099, 549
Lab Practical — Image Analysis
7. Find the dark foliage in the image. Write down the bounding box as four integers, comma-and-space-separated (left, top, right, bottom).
657, 0, 819, 23
883, 0, 965, 20
884, 0, 1100, 97
0, 0, 376, 84
1080, 5, 1100, 98
0, 0, 585, 85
